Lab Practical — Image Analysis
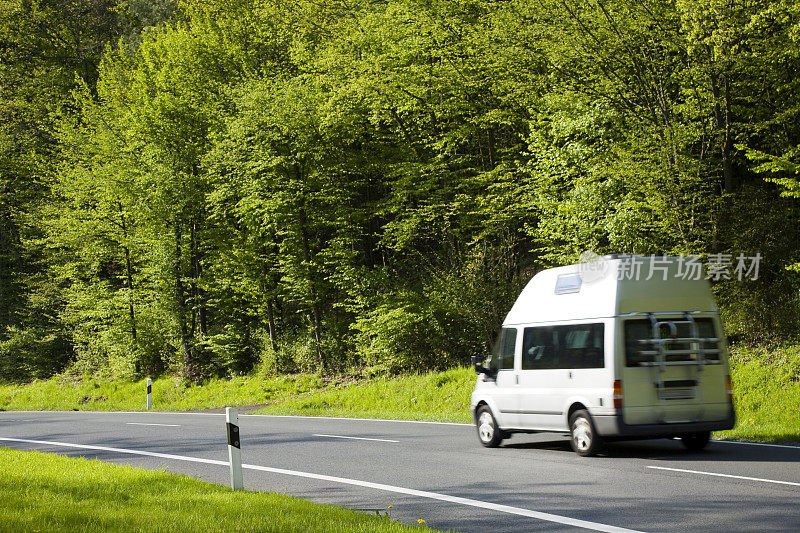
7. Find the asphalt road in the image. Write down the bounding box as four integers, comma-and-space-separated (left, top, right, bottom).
1, 411, 799, 532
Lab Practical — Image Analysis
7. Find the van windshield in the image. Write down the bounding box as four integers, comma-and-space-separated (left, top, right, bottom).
488, 328, 516, 370
624, 317, 719, 367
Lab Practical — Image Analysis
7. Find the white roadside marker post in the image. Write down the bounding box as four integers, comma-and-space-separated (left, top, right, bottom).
226, 407, 243, 491
146, 378, 152, 410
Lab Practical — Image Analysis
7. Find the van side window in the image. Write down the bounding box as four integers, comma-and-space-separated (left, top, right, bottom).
625, 318, 720, 366
490, 328, 517, 370
522, 323, 605, 369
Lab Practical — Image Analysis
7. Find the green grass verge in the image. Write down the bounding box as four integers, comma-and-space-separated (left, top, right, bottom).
250, 368, 474, 422
0, 448, 432, 532
0, 368, 476, 422
1, 346, 798, 442
717, 344, 800, 443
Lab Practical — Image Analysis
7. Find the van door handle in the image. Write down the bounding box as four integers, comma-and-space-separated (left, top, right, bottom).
568, 371, 573, 379
515, 374, 519, 385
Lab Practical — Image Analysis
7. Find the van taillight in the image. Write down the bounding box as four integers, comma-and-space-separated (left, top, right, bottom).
613, 380, 623, 409
726, 375, 733, 403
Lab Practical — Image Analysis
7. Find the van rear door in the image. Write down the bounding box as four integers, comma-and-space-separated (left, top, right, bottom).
620, 314, 729, 425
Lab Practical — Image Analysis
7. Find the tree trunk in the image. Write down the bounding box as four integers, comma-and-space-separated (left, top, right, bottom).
487, 127, 496, 170
266, 298, 278, 353
722, 74, 734, 193
296, 193, 325, 371
710, 68, 734, 193
189, 218, 196, 336
174, 218, 195, 379
118, 206, 137, 342
189, 215, 208, 337
310, 301, 324, 369
123, 245, 136, 341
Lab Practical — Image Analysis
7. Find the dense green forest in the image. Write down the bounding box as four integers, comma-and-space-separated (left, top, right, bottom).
1, 0, 799, 382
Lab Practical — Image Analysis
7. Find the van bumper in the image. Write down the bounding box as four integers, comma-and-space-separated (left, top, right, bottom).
593, 406, 736, 438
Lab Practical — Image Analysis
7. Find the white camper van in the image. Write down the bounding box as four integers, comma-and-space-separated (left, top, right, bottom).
470, 255, 735, 456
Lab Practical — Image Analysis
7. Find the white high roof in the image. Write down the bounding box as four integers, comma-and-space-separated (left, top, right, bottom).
503, 256, 718, 325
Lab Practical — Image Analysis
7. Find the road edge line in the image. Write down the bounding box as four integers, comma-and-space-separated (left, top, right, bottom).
646, 465, 800, 487
0, 436, 642, 533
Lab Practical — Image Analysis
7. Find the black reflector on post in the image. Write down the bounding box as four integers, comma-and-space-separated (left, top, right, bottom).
226, 407, 243, 490
146, 377, 152, 410
227, 422, 240, 449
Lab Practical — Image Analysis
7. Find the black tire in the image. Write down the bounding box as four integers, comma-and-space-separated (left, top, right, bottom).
475, 405, 504, 447
569, 409, 603, 456
681, 431, 711, 451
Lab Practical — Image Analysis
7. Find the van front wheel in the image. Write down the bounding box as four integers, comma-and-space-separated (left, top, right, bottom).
476, 405, 503, 447
569, 410, 603, 456
681, 431, 710, 451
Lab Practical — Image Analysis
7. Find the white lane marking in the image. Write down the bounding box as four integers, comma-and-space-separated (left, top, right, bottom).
713, 440, 800, 450
0, 437, 228, 466
5, 412, 800, 448
647, 466, 800, 487
314, 434, 399, 443
126, 423, 181, 427
0, 437, 641, 533
246, 415, 470, 426
241, 464, 641, 533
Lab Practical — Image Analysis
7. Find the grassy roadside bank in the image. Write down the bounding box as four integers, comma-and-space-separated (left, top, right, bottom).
716, 345, 800, 443
0, 448, 430, 532
0, 368, 475, 422
1, 347, 798, 443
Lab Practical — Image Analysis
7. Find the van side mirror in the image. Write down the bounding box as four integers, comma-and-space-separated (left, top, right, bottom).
471, 355, 496, 377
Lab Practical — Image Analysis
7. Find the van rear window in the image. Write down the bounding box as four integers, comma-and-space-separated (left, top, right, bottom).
625, 318, 720, 367
521, 323, 604, 369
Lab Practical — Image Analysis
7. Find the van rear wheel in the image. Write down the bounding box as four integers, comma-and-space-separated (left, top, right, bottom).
681, 431, 710, 451
569, 410, 603, 456
476, 405, 503, 448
